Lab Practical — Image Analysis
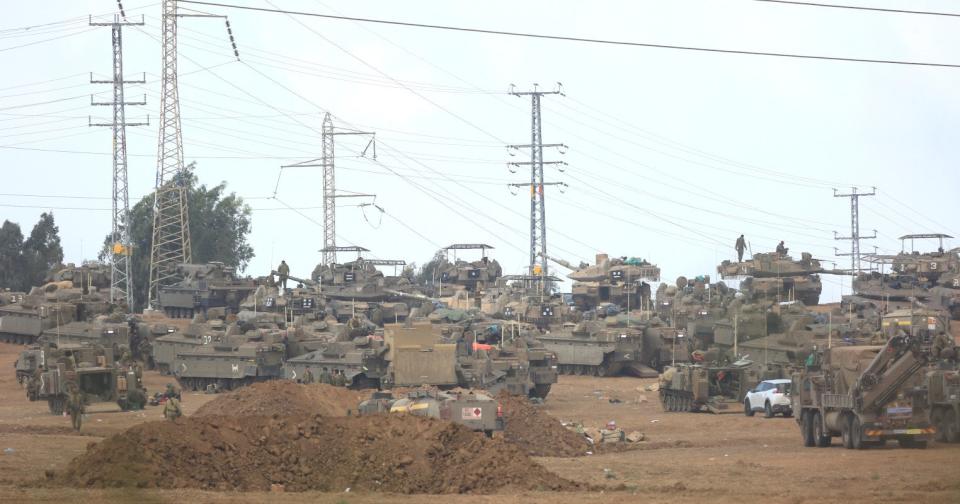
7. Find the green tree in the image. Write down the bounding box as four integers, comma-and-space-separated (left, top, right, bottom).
0, 220, 25, 290
22, 212, 64, 288
104, 172, 254, 311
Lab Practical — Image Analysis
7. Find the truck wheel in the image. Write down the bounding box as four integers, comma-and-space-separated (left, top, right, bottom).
841, 415, 854, 449
850, 417, 864, 450
943, 410, 958, 443
744, 399, 754, 417
764, 401, 774, 419
801, 411, 816, 447
813, 412, 831, 447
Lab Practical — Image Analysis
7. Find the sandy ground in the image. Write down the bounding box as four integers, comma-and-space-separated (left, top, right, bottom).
0, 341, 957, 503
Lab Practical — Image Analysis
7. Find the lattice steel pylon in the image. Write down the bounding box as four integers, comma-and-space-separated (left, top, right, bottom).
89, 13, 148, 307
322, 112, 336, 266
148, 0, 192, 309
834, 186, 876, 275
508, 84, 566, 279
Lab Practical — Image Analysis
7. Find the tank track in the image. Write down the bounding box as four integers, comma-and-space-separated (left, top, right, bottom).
659, 389, 698, 412
556, 363, 612, 377
0, 332, 39, 345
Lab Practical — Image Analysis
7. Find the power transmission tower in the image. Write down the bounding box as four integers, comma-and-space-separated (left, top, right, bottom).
89, 13, 148, 307
833, 186, 876, 275
508, 83, 567, 279
148, 0, 192, 309
279, 113, 375, 266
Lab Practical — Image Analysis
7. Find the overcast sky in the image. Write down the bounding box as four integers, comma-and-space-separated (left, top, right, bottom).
1, 0, 958, 302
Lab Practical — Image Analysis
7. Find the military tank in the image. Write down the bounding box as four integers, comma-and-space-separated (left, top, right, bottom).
0, 281, 113, 345
152, 319, 229, 374
548, 253, 659, 312
718, 251, 827, 305
283, 335, 389, 389
37, 319, 130, 349
156, 262, 258, 318
431, 244, 502, 298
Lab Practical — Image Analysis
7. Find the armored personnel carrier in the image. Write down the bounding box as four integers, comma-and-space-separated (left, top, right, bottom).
538, 320, 654, 377
171, 333, 286, 391
152, 319, 229, 374
659, 360, 761, 414
37, 319, 130, 350
156, 262, 258, 318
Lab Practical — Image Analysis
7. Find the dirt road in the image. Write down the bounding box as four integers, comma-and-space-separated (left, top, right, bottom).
0, 341, 957, 503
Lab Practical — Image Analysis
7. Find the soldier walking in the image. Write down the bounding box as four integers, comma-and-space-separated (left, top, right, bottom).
277, 260, 291, 290
735, 235, 747, 262
66, 383, 84, 432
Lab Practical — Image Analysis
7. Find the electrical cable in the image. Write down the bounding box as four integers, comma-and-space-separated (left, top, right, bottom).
180, 0, 960, 68
753, 0, 960, 17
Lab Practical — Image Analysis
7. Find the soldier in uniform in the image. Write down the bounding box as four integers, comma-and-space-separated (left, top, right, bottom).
320, 368, 332, 385
303, 368, 315, 384
278, 260, 291, 290
163, 395, 183, 421
66, 383, 84, 432
931, 331, 956, 363
776, 241, 788, 257
735, 235, 747, 263
333, 370, 346, 387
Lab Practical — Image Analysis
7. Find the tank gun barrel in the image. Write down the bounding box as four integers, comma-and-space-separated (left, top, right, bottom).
383, 289, 435, 302
271, 270, 317, 288
541, 254, 577, 271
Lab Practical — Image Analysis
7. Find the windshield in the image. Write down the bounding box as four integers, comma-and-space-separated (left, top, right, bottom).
775, 383, 791, 394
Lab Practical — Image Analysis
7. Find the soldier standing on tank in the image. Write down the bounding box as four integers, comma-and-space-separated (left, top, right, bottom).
278, 260, 291, 290
66, 383, 84, 432
735, 235, 747, 262
776, 241, 787, 257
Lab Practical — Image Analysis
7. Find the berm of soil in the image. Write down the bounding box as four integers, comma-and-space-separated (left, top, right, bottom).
55, 414, 579, 493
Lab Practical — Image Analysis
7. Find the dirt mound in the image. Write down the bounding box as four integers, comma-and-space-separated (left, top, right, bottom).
498, 393, 590, 457
55, 414, 579, 493
194, 381, 365, 418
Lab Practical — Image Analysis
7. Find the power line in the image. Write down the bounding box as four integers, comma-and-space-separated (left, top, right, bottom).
180, 0, 960, 68
753, 0, 960, 17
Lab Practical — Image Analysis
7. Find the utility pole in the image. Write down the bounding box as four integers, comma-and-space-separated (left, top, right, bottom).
89, 13, 147, 307
281, 112, 375, 266
148, 0, 191, 309
833, 186, 876, 276
508, 83, 567, 281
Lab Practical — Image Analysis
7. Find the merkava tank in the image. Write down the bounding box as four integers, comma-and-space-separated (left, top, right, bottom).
719, 251, 826, 305
156, 262, 258, 318
482, 275, 574, 329
658, 359, 762, 414
45, 262, 112, 292
310, 259, 429, 325
283, 333, 389, 388
859, 235, 960, 319
240, 276, 323, 318
431, 244, 503, 300
0, 280, 113, 345
548, 253, 659, 312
